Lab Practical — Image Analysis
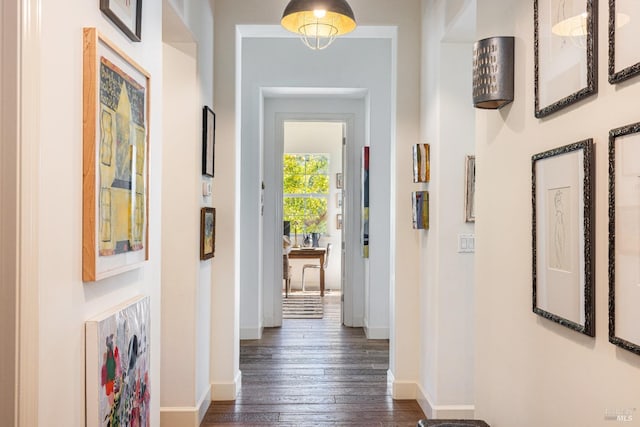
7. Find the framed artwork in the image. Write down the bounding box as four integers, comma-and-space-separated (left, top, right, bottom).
609, 0, 640, 83
336, 172, 343, 189
336, 213, 343, 230
412, 144, 430, 182
336, 191, 343, 208
361, 147, 369, 258
200, 207, 216, 260
532, 139, 594, 336
609, 123, 640, 355
100, 0, 142, 42
412, 191, 429, 230
202, 106, 215, 177
82, 28, 150, 282
86, 295, 150, 427
534, 0, 597, 118
465, 155, 476, 223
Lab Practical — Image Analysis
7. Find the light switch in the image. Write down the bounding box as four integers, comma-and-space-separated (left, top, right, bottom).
458, 234, 475, 253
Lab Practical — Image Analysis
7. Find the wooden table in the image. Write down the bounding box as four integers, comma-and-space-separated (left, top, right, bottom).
288, 247, 327, 296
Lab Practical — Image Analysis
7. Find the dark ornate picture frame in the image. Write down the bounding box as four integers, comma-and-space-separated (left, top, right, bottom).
532, 140, 595, 336
200, 207, 216, 260
534, 0, 598, 118
608, 0, 640, 83
202, 106, 216, 177
100, 0, 142, 42
609, 123, 640, 355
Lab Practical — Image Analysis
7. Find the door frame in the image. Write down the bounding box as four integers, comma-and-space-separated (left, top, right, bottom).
261, 94, 367, 328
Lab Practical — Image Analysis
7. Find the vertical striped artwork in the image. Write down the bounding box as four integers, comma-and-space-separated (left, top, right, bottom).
412, 191, 429, 230
362, 147, 370, 258
412, 144, 430, 182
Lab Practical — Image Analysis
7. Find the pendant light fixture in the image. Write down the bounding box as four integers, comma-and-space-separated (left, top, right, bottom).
281, 0, 357, 50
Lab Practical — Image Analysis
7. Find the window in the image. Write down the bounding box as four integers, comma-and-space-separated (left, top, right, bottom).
283, 153, 329, 234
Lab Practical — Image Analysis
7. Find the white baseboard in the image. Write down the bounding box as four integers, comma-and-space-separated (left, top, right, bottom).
160, 385, 211, 427
416, 384, 475, 419
364, 325, 389, 339
211, 371, 242, 401
240, 326, 263, 340
387, 369, 417, 399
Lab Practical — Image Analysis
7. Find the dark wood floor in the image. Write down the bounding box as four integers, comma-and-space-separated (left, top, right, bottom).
202, 293, 425, 426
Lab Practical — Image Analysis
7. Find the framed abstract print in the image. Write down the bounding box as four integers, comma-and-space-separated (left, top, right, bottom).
83, 28, 150, 281
201, 207, 216, 260
412, 191, 429, 230
532, 140, 595, 336
85, 296, 150, 427
202, 106, 215, 177
412, 144, 430, 183
609, 0, 640, 83
361, 147, 369, 258
609, 123, 640, 355
534, 0, 598, 118
100, 0, 142, 42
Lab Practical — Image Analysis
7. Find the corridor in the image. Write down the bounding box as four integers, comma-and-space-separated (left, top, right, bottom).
202, 294, 425, 426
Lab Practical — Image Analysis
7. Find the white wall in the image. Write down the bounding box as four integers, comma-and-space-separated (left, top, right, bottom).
418, 0, 477, 418
475, 1, 640, 426
160, 1, 214, 424
34, 1, 163, 425
284, 121, 343, 292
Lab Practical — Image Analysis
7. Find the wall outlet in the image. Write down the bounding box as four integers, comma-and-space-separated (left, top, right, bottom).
458, 234, 475, 253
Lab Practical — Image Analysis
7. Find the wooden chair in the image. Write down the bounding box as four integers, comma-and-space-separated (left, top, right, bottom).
301, 243, 332, 292
283, 254, 292, 298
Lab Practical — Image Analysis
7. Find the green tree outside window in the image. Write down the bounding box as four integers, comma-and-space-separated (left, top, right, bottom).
283, 154, 329, 234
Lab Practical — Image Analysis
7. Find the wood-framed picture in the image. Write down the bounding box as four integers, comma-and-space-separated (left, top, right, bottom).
202, 106, 215, 177
100, 0, 142, 42
336, 172, 343, 189
532, 139, 594, 336
200, 207, 216, 260
609, 0, 640, 83
82, 28, 150, 282
464, 155, 476, 223
534, 0, 598, 118
336, 213, 343, 230
609, 122, 640, 355
412, 143, 430, 183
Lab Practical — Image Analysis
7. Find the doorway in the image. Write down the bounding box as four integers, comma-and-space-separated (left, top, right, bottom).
281, 121, 344, 321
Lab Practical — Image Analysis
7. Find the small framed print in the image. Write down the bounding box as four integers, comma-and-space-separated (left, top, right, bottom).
609, 0, 640, 83
532, 139, 595, 336
464, 155, 476, 223
336, 214, 343, 230
412, 144, 430, 182
202, 106, 215, 177
609, 122, 640, 355
336, 191, 343, 208
412, 191, 429, 230
534, 0, 597, 118
336, 172, 343, 189
200, 207, 215, 260
100, 0, 142, 42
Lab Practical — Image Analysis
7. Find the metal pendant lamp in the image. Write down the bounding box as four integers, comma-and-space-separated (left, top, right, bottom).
281, 0, 357, 50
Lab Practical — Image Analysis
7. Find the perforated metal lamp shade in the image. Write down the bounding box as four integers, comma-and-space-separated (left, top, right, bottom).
281, 0, 357, 50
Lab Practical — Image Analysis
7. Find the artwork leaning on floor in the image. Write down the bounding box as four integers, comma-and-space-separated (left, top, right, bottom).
412, 191, 429, 230
532, 139, 595, 336
86, 296, 150, 427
